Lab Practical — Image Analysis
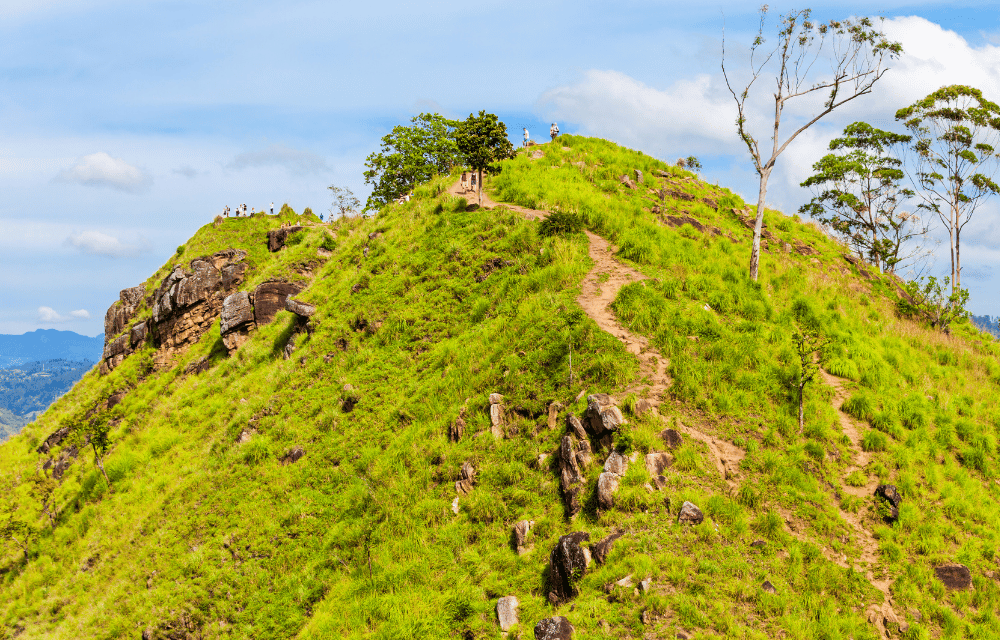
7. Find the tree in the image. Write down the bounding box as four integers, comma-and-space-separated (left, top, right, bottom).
88, 419, 113, 493
792, 326, 828, 434
895, 85, 1000, 293
28, 469, 58, 529
328, 185, 361, 218
362, 113, 461, 212
455, 111, 516, 206
722, 7, 902, 281
0, 475, 35, 560
897, 275, 969, 334
800, 122, 926, 274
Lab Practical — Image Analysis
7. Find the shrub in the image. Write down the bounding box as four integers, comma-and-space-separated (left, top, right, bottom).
861, 429, 888, 452
539, 209, 583, 237
842, 393, 876, 423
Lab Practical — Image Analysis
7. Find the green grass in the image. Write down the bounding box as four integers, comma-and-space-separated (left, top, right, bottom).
1, 138, 999, 639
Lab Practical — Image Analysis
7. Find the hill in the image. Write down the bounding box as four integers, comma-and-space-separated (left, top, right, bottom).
0, 330, 103, 368
0, 360, 95, 441
1, 136, 999, 640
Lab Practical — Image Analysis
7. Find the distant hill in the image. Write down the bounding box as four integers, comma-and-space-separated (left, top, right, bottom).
971, 314, 999, 338
0, 359, 94, 440
0, 329, 103, 368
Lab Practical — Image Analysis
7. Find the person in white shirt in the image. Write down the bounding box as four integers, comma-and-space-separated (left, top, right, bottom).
270, 202, 274, 215
550, 123, 559, 141
523, 127, 529, 148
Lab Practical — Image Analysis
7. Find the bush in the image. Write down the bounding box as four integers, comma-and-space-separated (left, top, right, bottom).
842, 393, 876, 423
861, 429, 888, 452
539, 209, 584, 236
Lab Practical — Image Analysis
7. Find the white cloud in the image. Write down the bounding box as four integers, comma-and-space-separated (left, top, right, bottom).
64, 230, 149, 258
227, 143, 329, 176
38, 306, 89, 323
55, 152, 152, 193
172, 165, 200, 178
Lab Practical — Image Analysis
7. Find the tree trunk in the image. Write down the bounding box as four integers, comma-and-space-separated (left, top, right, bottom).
478, 168, 483, 206
798, 382, 805, 434
954, 206, 961, 292
749, 167, 773, 281
94, 446, 113, 493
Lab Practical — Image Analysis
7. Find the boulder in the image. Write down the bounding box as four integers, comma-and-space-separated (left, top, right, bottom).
130, 322, 147, 349
267, 225, 303, 252
496, 596, 519, 632
221, 262, 247, 290
547, 401, 563, 430
36, 426, 71, 454
644, 452, 673, 477
566, 414, 588, 440
534, 616, 574, 640
762, 580, 776, 593
548, 532, 590, 603
282, 335, 297, 360
620, 175, 637, 190
634, 169, 644, 185
660, 428, 683, 448
935, 564, 972, 590
634, 398, 655, 417
285, 298, 316, 318
513, 520, 533, 554
586, 394, 626, 437
489, 404, 505, 437
448, 414, 465, 442
489, 393, 505, 405
575, 438, 592, 469
875, 484, 902, 524
677, 501, 704, 525
220, 291, 254, 352
253, 281, 305, 326
603, 450, 629, 476
280, 446, 305, 465
173, 259, 222, 308
559, 436, 584, 517
592, 530, 624, 564
597, 472, 621, 510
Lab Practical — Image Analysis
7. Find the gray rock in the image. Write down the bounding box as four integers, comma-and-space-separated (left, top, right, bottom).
280, 446, 305, 465
875, 484, 902, 523
592, 529, 624, 564
597, 472, 621, 510
560, 436, 583, 489
285, 298, 316, 317
634, 169, 644, 184
762, 580, 776, 593
547, 401, 563, 430
489, 403, 505, 437
282, 334, 297, 360
253, 281, 304, 326
644, 452, 673, 476
677, 501, 704, 525
534, 616, 574, 640
460, 461, 474, 481
566, 414, 588, 440
513, 520, 533, 554
267, 225, 303, 252
634, 398, 655, 417
660, 428, 683, 448
548, 532, 590, 603
220, 291, 253, 334
603, 450, 629, 475
575, 438, 592, 469
488, 393, 504, 405
130, 321, 147, 349
935, 564, 972, 590
497, 596, 519, 631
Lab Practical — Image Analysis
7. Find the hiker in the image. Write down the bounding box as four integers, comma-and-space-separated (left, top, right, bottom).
471, 173, 477, 191
251, 207, 255, 215
461, 171, 468, 191
523, 127, 529, 148
550, 122, 559, 141
270, 202, 274, 215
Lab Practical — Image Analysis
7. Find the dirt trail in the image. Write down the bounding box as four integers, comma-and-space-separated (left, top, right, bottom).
452, 178, 743, 485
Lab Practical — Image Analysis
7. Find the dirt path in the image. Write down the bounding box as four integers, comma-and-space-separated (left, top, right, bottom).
452, 178, 744, 485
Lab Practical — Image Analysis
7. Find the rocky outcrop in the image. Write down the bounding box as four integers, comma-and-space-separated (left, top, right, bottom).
548, 532, 590, 604
488, 393, 505, 438
267, 226, 303, 252
104, 285, 144, 339
535, 616, 574, 640
220, 291, 254, 352
513, 520, 533, 555
130, 322, 147, 349
585, 394, 626, 447
254, 281, 305, 326
660, 428, 683, 448
559, 436, 584, 517
285, 298, 316, 318
597, 472, 620, 510
935, 564, 972, 590
592, 529, 624, 564
455, 462, 474, 495
496, 596, 519, 632
36, 426, 71, 454
280, 446, 305, 465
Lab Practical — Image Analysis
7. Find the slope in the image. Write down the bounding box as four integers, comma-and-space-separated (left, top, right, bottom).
0, 136, 998, 640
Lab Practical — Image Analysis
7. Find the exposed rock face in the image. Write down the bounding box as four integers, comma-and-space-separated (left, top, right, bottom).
496, 596, 519, 632
935, 564, 972, 590
253, 281, 305, 326
220, 291, 254, 352
875, 484, 902, 524
104, 285, 144, 339
597, 472, 620, 510
37, 426, 71, 454
548, 532, 590, 603
592, 530, 624, 564
130, 322, 147, 349
267, 225, 303, 252
586, 394, 626, 440
566, 414, 588, 440
634, 169, 644, 184
603, 450, 629, 476
644, 452, 673, 476
559, 436, 584, 517
677, 501, 704, 525
513, 520, 533, 555
535, 616, 574, 640
456, 462, 474, 495
489, 394, 505, 437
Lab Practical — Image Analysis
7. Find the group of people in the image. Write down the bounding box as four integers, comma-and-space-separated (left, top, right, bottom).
522, 123, 559, 148
223, 202, 276, 218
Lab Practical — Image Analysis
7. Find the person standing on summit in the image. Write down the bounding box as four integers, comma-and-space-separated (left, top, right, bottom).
523, 127, 529, 148
270, 202, 274, 215
550, 123, 559, 141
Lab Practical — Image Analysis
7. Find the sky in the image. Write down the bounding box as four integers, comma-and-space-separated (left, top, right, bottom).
1, 0, 999, 337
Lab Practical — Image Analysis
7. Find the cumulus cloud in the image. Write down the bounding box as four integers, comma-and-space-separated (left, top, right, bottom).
64, 230, 149, 258
55, 152, 152, 193
227, 143, 329, 175
172, 165, 200, 178
38, 307, 90, 323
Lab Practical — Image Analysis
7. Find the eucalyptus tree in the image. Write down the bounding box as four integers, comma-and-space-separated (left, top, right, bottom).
895, 85, 1000, 292
800, 122, 926, 274
722, 7, 902, 281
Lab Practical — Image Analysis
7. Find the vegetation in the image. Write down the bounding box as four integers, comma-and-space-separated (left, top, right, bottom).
0, 137, 998, 640
722, 7, 902, 281
455, 110, 516, 205
895, 85, 1000, 292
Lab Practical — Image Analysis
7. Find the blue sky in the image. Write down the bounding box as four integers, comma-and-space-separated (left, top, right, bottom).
1, 1, 999, 336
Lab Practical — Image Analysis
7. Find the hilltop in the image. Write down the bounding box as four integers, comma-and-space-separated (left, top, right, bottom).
1, 136, 999, 640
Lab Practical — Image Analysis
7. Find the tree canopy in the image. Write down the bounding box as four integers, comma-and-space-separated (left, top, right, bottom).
800, 122, 923, 274
455, 111, 515, 204
362, 113, 461, 212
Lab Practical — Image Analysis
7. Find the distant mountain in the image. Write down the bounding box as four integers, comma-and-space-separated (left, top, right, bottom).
971, 314, 999, 338
0, 329, 103, 368
0, 358, 94, 441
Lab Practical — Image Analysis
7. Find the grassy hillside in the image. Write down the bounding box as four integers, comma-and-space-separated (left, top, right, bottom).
1, 136, 999, 640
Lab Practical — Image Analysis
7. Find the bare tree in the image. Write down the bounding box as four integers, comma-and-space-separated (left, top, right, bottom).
722, 7, 902, 281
